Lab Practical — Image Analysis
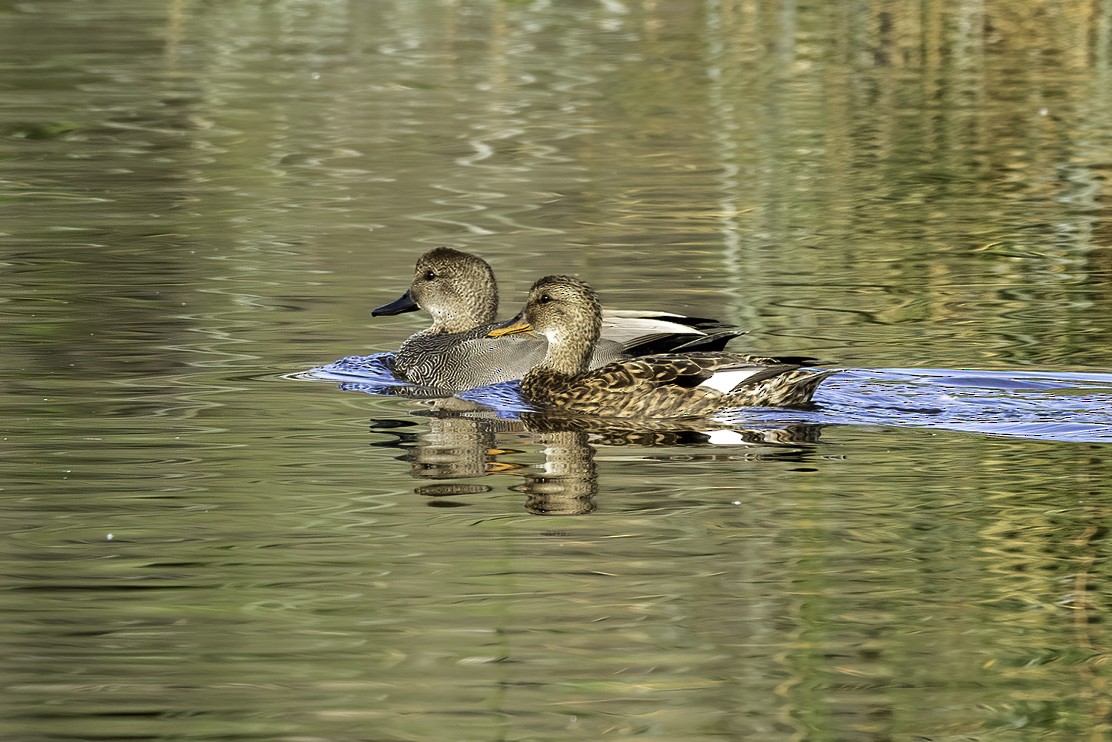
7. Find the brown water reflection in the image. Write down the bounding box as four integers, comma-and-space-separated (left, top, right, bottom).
378, 398, 827, 515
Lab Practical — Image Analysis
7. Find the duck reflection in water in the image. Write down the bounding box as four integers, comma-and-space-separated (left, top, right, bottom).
370, 397, 597, 515
369, 397, 825, 515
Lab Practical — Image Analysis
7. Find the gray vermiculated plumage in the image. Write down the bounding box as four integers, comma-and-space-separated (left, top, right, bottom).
496, 275, 837, 418
390, 322, 631, 392
373, 247, 743, 391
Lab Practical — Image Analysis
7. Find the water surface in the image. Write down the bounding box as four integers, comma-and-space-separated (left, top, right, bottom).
2, 1, 1111, 740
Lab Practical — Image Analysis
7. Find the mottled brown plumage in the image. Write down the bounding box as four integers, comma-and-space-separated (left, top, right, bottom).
489, 275, 837, 418
372, 247, 743, 391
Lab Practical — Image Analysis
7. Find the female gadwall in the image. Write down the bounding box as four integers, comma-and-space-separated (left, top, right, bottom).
488, 275, 836, 417
373, 247, 742, 391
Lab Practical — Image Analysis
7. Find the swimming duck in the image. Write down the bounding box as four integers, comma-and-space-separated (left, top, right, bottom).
488, 275, 837, 417
372, 247, 743, 391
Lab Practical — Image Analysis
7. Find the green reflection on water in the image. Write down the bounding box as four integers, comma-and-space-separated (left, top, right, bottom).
1, 1, 1111, 740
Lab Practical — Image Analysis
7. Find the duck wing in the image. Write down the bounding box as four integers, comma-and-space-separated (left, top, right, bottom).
602, 309, 725, 331
580, 353, 803, 395
600, 312, 743, 355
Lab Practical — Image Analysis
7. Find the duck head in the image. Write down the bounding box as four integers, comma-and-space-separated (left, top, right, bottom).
489, 275, 602, 375
372, 247, 498, 333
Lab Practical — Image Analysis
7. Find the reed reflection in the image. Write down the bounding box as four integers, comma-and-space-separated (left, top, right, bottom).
369, 398, 825, 515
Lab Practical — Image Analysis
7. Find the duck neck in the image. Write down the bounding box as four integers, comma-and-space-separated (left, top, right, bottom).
428, 312, 481, 335
523, 329, 593, 405
428, 293, 496, 334
430, 285, 497, 335
541, 326, 595, 378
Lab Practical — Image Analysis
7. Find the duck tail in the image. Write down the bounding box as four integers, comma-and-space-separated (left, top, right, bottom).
730, 367, 840, 408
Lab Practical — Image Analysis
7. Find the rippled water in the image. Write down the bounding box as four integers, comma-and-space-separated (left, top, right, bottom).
3, 1, 1112, 740
311, 353, 1112, 443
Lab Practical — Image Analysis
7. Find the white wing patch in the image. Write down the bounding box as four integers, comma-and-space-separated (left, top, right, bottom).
599, 316, 704, 344
696, 367, 770, 394
602, 309, 686, 320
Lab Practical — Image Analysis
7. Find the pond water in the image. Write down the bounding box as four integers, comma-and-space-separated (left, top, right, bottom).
3, 1, 1112, 740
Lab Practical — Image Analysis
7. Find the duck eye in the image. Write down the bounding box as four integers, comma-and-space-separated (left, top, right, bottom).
538, 293, 552, 304
424, 270, 437, 281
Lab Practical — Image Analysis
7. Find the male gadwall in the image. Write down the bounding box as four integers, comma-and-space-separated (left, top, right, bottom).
487, 275, 837, 417
373, 247, 742, 391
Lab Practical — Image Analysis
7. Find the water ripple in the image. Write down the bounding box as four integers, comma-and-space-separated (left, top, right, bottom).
807, 368, 1112, 443
303, 357, 1112, 443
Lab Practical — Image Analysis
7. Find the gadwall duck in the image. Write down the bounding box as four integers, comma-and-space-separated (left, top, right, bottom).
373, 247, 743, 391
488, 275, 837, 417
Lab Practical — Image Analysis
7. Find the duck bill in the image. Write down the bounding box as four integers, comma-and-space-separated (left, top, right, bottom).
487, 313, 533, 337
372, 290, 419, 317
